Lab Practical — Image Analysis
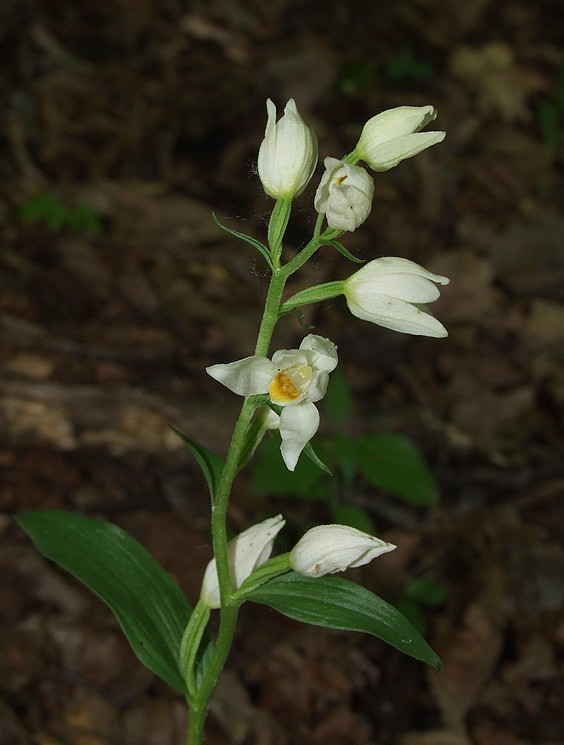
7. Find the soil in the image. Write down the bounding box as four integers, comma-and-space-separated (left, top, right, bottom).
1, 2, 564, 744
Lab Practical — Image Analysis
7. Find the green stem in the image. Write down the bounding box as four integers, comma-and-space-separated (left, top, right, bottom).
186, 604, 239, 745
185, 206, 330, 744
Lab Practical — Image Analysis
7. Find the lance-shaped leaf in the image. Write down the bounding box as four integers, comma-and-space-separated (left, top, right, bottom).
170, 425, 224, 499
17, 510, 193, 693
212, 212, 273, 269
354, 433, 439, 507
247, 571, 441, 670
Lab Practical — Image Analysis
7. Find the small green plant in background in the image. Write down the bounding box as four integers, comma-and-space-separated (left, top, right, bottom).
19, 191, 102, 233
338, 57, 378, 96
396, 576, 448, 635
385, 47, 436, 86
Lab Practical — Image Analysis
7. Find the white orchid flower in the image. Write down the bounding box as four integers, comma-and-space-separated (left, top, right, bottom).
207, 334, 338, 471
355, 105, 445, 172
344, 256, 450, 337
290, 524, 396, 577
257, 99, 318, 199
200, 515, 285, 608
314, 157, 374, 232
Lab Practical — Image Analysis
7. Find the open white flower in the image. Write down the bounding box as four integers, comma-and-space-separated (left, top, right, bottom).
200, 515, 285, 608
344, 257, 450, 337
314, 157, 374, 232
257, 99, 318, 199
355, 105, 445, 172
290, 524, 396, 577
207, 334, 338, 471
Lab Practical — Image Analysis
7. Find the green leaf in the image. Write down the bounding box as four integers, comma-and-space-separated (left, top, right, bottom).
19, 192, 66, 225
170, 426, 224, 498
16, 510, 192, 693
404, 577, 448, 607
354, 434, 439, 507
324, 366, 353, 426
279, 281, 344, 314
248, 571, 441, 670
332, 433, 358, 486
235, 411, 269, 474
212, 212, 273, 269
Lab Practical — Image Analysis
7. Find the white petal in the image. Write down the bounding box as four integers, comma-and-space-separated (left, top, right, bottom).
299, 334, 338, 373
351, 272, 442, 304
270, 348, 308, 370
279, 401, 320, 471
367, 131, 446, 172
360, 106, 437, 145
206, 356, 275, 396
313, 157, 342, 213
355, 257, 450, 285
261, 407, 280, 430
229, 515, 286, 587
346, 293, 448, 337
306, 370, 330, 403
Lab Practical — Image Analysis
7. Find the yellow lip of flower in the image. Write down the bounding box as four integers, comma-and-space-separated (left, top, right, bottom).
269, 365, 312, 405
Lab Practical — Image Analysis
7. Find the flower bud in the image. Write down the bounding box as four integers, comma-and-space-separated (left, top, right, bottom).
344, 256, 449, 337
314, 157, 374, 232
290, 524, 396, 577
257, 99, 318, 199
355, 106, 445, 172
200, 515, 285, 608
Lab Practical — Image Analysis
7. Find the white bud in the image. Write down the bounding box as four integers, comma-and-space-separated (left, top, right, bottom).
344, 256, 450, 337
290, 524, 396, 577
355, 106, 445, 172
257, 99, 318, 199
200, 515, 285, 608
314, 157, 374, 232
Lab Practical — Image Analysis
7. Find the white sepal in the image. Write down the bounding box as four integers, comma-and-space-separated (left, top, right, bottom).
206, 356, 275, 396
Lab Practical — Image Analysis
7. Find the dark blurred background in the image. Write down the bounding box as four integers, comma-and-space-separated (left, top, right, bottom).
1, 1, 563, 744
